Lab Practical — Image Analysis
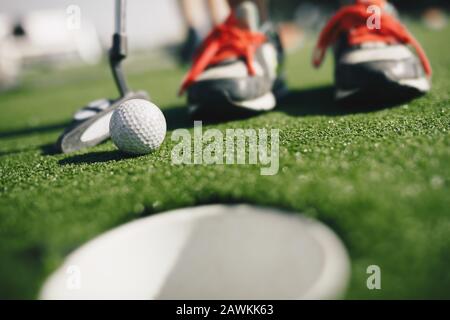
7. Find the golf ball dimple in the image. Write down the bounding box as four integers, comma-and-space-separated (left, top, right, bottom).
110, 99, 167, 155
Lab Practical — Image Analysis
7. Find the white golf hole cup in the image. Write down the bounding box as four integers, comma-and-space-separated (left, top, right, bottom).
40, 205, 350, 300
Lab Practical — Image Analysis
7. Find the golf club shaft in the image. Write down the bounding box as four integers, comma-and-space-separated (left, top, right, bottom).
115, 0, 126, 35
111, 0, 129, 97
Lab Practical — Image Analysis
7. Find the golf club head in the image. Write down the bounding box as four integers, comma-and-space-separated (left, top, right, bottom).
57, 91, 149, 154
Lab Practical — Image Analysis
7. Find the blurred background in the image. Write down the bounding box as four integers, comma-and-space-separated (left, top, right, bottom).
0, 0, 448, 91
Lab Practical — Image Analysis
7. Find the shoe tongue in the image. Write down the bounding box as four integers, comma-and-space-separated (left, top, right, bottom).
235, 1, 260, 32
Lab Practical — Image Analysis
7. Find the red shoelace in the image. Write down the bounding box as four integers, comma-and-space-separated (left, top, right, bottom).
179, 13, 267, 96
313, 0, 432, 77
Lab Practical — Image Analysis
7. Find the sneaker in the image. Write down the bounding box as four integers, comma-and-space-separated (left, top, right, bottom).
179, 1, 285, 116
313, 0, 432, 104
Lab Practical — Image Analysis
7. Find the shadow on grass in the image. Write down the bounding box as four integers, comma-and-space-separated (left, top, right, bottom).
0, 143, 60, 158
163, 103, 269, 130
1, 86, 415, 159
0, 148, 32, 158
59, 150, 139, 166
278, 85, 420, 117
40, 143, 61, 156
162, 86, 415, 128
0, 121, 70, 139
163, 106, 193, 131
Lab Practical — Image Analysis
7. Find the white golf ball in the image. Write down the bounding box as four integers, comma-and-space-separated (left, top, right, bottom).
110, 99, 167, 155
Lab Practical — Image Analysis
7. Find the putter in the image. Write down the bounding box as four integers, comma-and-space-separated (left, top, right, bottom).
57, 0, 149, 154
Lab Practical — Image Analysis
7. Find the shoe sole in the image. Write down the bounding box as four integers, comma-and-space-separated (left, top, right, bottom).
336, 76, 430, 105
188, 76, 287, 118
188, 91, 276, 121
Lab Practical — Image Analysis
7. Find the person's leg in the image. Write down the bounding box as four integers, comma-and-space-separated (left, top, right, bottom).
227, 0, 268, 22
206, 0, 228, 26
204, 0, 268, 27
179, 0, 199, 30
178, 0, 203, 64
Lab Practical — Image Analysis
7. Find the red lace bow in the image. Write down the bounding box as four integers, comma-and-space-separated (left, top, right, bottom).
313, 1, 432, 77
179, 13, 267, 96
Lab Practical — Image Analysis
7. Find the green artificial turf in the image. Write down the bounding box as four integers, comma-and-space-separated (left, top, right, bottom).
0, 23, 449, 300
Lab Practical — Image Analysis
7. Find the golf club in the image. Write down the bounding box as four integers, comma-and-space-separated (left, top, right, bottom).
56, 0, 149, 154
